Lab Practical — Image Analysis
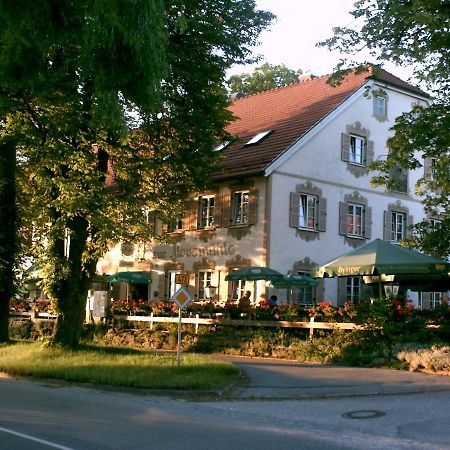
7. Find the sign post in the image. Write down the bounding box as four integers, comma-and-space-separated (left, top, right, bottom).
171, 287, 192, 367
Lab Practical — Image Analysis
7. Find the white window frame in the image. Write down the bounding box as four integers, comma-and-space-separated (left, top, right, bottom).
347, 203, 364, 237
299, 194, 317, 230
346, 277, 361, 304
419, 292, 443, 309
349, 135, 365, 165
199, 195, 215, 229
197, 270, 213, 300
374, 95, 386, 117
232, 191, 249, 225
391, 212, 406, 242
167, 270, 182, 300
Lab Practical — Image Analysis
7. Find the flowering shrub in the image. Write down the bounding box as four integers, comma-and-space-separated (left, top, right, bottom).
9, 299, 32, 312
33, 300, 53, 314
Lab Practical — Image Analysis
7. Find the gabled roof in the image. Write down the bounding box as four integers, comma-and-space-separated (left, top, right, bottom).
214, 67, 428, 180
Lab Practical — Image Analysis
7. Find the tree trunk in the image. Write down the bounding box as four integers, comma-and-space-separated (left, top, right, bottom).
0, 138, 16, 343
49, 215, 94, 347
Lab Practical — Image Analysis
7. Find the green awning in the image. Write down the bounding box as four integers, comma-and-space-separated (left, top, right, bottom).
105, 271, 151, 284
312, 239, 450, 278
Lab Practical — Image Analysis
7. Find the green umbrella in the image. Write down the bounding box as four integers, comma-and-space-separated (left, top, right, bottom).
312, 239, 450, 296
225, 266, 283, 282
271, 273, 319, 288
225, 266, 283, 303
271, 274, 319, 304
105, 271, 151, 284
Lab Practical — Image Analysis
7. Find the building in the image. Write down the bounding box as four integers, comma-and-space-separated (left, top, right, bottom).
98, 67, 437, 307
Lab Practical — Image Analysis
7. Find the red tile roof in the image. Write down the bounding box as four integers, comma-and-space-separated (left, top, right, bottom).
215, 67, 427, 180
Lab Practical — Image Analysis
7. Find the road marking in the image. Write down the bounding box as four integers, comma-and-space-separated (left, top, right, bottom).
0, 426, 75, 450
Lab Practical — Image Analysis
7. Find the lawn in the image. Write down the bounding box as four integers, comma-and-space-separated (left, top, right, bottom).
0, 342, 240, 391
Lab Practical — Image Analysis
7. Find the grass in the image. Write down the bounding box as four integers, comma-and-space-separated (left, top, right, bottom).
0, 342, 240, 391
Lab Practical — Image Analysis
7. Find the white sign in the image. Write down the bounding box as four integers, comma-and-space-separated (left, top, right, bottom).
172, 287, 192, 309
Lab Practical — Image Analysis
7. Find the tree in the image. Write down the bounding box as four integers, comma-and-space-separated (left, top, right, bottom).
320, 0, 450, 258
0, 1, 273, 346
227, 62, 304, 95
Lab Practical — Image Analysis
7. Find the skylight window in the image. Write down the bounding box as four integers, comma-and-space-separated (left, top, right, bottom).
213, 141, 230, 152
245, 130, 272, 146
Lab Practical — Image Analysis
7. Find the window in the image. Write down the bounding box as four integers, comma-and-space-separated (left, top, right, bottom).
245, 130, 272, 146
384, 205, 412, 242
230, 278, 247, 301
374, 95, 386, 117
167, 214, 183, 233
389, 163, 408, 193
419, 292, 444, 309
430, 218, 441, 230
198, 195, 215, 228
341, 125, 373, 168
391, 212, 406, 242
213, 141, 230, 152
349, 135, 365, 165
197, 270, 212, 300
346, 277, 361, 304
167, 271, 182, 300
232, 191, 249, 225
295, 271, 315, 305
290, 184, 327, 235
299, 194, 317, 229
339, 198, 371, 240
347, 204, 364, 237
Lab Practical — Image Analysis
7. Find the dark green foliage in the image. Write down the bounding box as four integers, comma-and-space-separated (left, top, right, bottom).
227, 62, 304, 95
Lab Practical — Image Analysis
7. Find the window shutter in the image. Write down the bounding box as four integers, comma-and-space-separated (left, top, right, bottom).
365, 140, 374, 165
161, 221, 168, 234
364, 206, 372, 239
213, 194, 222, 227
196, 196, 202, 229
289, 192, 300, 228
339, 202, 349, 235
407, 214, 414, 237
222, 194, 231, 228
315, 279, 325, 302
341, 133, 350, 162
182, 200, 194, 231
147, 210, 156, 233
383, 210, 392, 240
421, 292, 431, 309
337, 277, 347, 306
423, 157, 433, 179
248, 189, 258, 225
317, 197, 327, 232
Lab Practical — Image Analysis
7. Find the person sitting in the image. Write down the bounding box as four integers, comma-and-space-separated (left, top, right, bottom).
269, 294, 280, 320
238, 290, 252, 318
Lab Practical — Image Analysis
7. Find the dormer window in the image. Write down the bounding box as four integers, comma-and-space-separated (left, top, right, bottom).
245, 130, 272, 146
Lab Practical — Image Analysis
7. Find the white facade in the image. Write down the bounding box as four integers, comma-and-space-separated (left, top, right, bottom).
98, 75, 437, 307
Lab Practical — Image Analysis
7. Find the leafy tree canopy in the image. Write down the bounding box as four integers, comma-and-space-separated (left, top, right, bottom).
319, 0, 450, 258
227, 62, 304, 95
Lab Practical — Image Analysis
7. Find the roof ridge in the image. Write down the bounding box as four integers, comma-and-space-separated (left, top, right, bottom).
230, 73, 332, 102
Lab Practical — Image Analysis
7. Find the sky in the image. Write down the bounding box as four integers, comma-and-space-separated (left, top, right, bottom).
228, 0, 416, 83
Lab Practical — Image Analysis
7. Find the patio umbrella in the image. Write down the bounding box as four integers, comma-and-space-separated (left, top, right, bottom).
225, 266, 283, 302
271, 274, 319, 303
105, 271, 151, 284
105, 271, 152, 300
311, 239, 450, 296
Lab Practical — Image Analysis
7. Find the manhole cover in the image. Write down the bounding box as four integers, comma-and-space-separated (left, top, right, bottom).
342, 410, 386, 420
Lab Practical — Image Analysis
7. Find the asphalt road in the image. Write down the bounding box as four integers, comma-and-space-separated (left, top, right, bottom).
2, 358, 450, 450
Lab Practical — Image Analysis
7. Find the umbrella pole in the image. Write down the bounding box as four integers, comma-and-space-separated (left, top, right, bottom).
253, 280, 257, 304
379, 280, 382, 299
